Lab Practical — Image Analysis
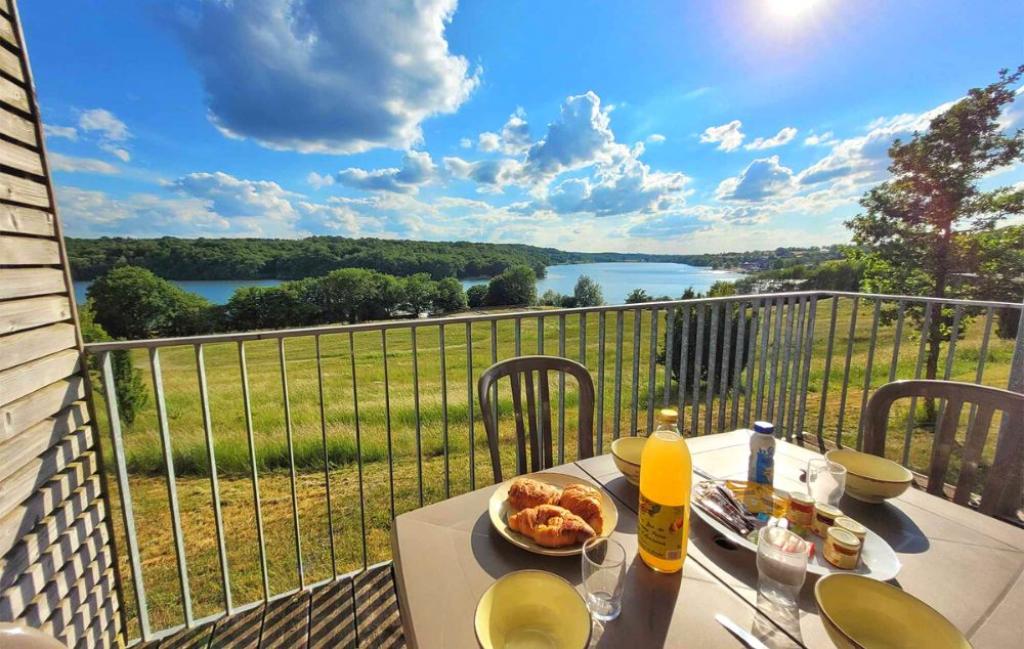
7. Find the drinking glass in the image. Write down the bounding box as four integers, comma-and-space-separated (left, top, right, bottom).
581, 537, 626, 622
806, 458, 847, 506
756, 526, 809, 607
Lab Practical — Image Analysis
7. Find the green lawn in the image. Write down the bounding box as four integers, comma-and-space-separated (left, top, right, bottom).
95, 297, 1019, 636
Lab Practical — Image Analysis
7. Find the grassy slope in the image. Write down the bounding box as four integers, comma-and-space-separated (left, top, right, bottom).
100, 298, 1017, 634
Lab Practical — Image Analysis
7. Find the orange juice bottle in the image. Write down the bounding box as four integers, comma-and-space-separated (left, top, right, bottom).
638, 408, 692, 573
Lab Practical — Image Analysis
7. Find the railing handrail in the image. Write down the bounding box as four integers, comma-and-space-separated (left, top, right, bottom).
81, 289, 1024, 352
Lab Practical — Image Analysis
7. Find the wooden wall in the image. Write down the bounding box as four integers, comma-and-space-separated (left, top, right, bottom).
0, 1, 123, 647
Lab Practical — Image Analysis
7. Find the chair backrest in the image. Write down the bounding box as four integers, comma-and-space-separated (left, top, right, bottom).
863, 379, 1024, 516
477, 355, 595, 482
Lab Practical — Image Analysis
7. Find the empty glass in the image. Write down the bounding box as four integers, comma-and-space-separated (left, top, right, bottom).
806, 458, 847, 506
756, 526, 809, 607
581, 537, 626, 622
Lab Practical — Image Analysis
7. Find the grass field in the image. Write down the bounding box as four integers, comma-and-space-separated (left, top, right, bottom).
93, 296, 1019, 636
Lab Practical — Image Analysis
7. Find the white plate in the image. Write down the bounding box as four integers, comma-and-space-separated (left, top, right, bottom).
691, 482, 901, 581
488, 472, 619, 557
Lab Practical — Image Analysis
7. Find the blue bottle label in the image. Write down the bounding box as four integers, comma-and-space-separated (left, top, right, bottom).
754, 446, 774, 485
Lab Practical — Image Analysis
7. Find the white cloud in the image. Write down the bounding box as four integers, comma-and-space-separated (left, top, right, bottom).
329, 151, 437, 194
167, 172, 299, 230
100, 142, 131, 162
459, 137, 472, 149
443, 156, 524, 192
78, 109, 130, 141
744, 126, 797, 151
478, 132, 501, 152
57, 186, 232, 235
523, 91, 624, 180
44, 124, 77, 140
803, 130, 835, 146
49, 153, 119, 174
700, 120, 745, 152
545, 154, 690, 216
498, 107, 531, 154
168, 0, 479, 154
716, 155, 796, 201
646, 133, 666, 144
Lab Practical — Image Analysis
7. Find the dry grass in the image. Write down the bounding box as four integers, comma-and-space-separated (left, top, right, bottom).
97, 297, 1018, 635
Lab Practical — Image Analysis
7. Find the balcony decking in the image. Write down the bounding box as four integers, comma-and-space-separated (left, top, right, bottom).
135, 563, 404, 649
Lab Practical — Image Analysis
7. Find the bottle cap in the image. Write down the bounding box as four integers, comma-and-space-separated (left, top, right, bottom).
655, 408, 678, 424
753, 421, 774, 435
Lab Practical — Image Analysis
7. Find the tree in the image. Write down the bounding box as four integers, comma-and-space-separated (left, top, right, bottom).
466, 284, 488, 308
572, 275, 604, 307
402, 273, 437, 315
971, 225, 1024, 338
432, 277, 467, 313
318, 268, 379, 323
485, 264, 537, 306
538, 289, 564, 306
87, 265, 214, 339
225, 284, 317, 330
625, 288, 651, 304
847, 67, 1024, 396
79, 300, 147, 424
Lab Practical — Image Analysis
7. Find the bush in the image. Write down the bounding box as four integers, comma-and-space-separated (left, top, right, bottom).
572, 275, 603, 307
466, 284, 488, 308
433, 277, 467, 313
485, 264, 537, 306
79, 300, 147, 424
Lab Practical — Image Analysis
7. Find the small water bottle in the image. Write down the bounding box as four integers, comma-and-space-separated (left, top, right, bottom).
748, 421, 776, 513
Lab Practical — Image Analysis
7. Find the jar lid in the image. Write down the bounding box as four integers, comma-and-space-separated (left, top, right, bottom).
814, 503, 843, 517
827, 526, 861, 549
790, 492, 814, 506
753, 421, 774, 435
656, 408, 678, 423
835, 516, 867, 536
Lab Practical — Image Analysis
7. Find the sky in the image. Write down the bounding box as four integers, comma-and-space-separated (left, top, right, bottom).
19, 0, 1024, 254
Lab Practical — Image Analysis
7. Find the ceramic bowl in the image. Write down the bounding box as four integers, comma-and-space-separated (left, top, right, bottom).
826, 448, 914, 503
474, 570, 591, 649
610, 436, 646, 485
815, 573, 970, 649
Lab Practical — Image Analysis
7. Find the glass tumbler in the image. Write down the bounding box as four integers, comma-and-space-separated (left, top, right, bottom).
581, 537, 626, 622
756, 526, 809, 607
806, 458, 847, 506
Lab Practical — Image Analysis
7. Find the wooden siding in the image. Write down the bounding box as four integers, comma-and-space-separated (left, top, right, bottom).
0, 3, 121, 648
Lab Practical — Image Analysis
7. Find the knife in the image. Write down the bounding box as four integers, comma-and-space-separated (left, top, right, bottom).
715, 614, 771, 649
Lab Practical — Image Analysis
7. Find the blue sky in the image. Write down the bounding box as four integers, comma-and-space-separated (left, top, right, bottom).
20, 0, 1024, 253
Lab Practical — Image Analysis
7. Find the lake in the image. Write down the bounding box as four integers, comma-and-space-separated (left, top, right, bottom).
73, 262, 742, 305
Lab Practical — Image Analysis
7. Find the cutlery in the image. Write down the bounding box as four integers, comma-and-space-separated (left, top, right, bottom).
715, 614, 771, 649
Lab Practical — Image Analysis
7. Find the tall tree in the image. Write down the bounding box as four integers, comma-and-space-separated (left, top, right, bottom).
847, 67, 1024, 395
485, 264, 537, 306
87, 265, 214, 339
572, 275, 604, 307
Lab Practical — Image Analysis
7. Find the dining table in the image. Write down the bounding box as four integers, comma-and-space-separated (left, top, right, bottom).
390, 429, 1024, 648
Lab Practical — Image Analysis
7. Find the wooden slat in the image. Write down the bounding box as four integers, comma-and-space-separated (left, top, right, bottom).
260, 591, 311, 649
0, 40, 21, 81
39, 565, 113, 640
0, 402, 89, 482
0, 0, 11, 18
0, 452, 97, 557
0, 322, 76, 371
0, 169, 50, 207
209, 601, 264, 649
0, 505, 107, 620
68, 587, 118, 649
0, 477, 101, 591
0, 295, 72, 334
0, 425, 94, 519
53, 568, 114, 648
0, 104, 36, 146
0, 14, 16, 49
0, 232, 60, 264
0, 137, 41, 174
0, 267, 66, 299
0, 348, 80, 406
0, 376, 86, 442
0, 204, 54, 236
15, 502, 107, 625
353, 564, 403, 648
308, 576, 356, 649
0, 73, 28, 113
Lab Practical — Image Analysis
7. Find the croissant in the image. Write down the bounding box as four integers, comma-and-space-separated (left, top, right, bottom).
558, 483, 605, 534
508, 504, 596, 548
507, 477, 561, 511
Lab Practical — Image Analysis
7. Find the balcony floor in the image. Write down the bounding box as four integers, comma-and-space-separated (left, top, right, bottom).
135, 563, 405, 649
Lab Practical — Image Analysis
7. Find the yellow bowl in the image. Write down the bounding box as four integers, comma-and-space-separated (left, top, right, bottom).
826, 448, 913, 503
611, 436, 646, 485
475, 570, 591, 649
815, 573, 970, 649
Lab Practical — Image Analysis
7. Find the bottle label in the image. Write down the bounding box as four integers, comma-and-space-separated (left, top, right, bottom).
754, 446, 774, 484
638, 493, 687, 561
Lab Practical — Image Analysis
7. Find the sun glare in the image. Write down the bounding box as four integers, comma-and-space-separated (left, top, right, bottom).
767, 0, 818, 20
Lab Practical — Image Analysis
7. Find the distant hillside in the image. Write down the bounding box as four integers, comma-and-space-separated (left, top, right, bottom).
65, 236, 845, 281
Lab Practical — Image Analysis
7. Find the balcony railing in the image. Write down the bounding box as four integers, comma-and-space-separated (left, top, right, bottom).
82, 290, 1024, 644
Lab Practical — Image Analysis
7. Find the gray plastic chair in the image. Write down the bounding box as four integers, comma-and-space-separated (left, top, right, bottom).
478, 355, 595, 482
862, 379, 1024, 517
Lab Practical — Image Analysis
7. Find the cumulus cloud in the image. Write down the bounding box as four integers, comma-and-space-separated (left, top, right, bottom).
744, 127, 797, 150
168, 172, 299, 229
700, 120, 745, 152
523, 92, 623, 179
478, 132, 501, 152
443, 156, 524, 192
716, 155, 796, 201
57, 186, 232, 235
314, 151, 438, 194
546, 154, 689, 216
803, 130, 835, 146
168, 0, 479, 154
78, 109, 130, 141
44, 124, 77, 140
459, 137, 472, 149
49, 153, 119, 174
646, 133, 666, 144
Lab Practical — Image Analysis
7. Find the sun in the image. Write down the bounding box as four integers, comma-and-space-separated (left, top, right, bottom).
766, 0, 818, 20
